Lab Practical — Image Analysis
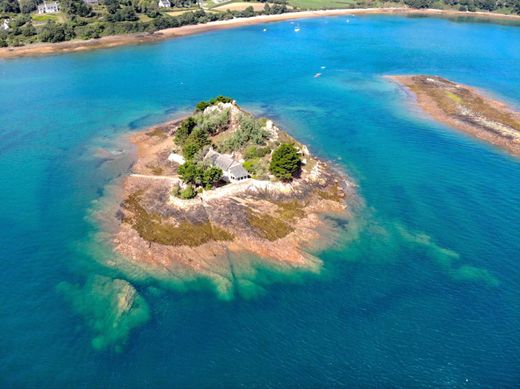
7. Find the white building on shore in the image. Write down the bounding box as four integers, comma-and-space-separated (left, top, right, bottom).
38, 1, 60, 14
158, 0, 171, 7
1, 19, 9, 31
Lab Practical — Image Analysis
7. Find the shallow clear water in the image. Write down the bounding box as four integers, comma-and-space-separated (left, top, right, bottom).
1, 15, 520, 387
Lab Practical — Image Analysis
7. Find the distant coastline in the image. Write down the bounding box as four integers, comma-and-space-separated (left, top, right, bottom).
1, 8, 520, 59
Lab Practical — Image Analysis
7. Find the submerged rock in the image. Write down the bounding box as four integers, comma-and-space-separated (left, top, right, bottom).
58, 275, 150, 350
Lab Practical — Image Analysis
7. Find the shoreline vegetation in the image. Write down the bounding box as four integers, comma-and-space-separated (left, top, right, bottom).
99, 98, 357, 299
1, 7, 520, 59
388, 75, 520, 157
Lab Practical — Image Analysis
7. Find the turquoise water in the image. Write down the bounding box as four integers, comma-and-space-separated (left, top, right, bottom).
1, 14, 520, 387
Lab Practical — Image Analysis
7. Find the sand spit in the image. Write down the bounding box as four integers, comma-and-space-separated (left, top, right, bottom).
388, 75, 520, 157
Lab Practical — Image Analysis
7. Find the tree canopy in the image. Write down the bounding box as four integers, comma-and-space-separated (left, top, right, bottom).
269, 143, 301, 181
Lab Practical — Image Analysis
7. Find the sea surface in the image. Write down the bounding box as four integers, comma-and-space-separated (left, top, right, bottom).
1, 14, 520, 387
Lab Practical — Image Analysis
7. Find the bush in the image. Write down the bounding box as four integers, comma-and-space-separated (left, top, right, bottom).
220, 114, 269, 152
195, 100, 210, 112
244, 145, 270, 159
209, 95, 233, 104
269, 143, 301, 181
180, 184, 196, 199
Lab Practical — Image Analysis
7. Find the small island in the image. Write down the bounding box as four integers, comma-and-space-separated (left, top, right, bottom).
106, 97, 355, 297
389, 75, 520, 157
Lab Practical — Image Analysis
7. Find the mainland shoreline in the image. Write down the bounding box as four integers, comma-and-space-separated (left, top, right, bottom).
1, 8, 520, 59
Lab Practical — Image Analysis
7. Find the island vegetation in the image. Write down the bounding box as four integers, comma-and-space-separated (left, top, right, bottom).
389, 75, 520, 157
102, 97, 356, 299
1, 0, 519, 49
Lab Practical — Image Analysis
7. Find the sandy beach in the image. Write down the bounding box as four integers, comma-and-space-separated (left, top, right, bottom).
1, 8, 519, 59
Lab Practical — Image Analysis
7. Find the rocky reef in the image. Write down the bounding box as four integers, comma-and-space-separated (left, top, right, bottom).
389, 75, 520, 157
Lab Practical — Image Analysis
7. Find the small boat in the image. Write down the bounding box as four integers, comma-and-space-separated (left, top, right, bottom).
262, 28, 267, 32
320, 66, 326, 69
314, 73, 322, 78
294, 27, 300, 32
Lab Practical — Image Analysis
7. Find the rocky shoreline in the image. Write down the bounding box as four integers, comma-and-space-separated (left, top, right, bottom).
389, 75, 520, 157
103, 101, 357, 298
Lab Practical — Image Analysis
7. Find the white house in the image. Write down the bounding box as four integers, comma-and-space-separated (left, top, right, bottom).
1, 19, 9, 31
38, 1, 60, 14
158, 0, 171, 7
204, 149, 249, 182
83, 0, 99, 5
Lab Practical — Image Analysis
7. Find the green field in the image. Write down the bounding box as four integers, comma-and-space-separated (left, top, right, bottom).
287, 0, 358, 9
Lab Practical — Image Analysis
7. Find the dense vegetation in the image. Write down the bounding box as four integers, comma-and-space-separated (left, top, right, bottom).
269, 143, 301, 181
0, 0, 290, 47
2, 0, 518, 48
171, 97, 305, 199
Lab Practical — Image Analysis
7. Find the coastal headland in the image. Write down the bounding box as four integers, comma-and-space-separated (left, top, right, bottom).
1, 8, 520, 59
102, 98, 356, 298
389, 75, 520, 157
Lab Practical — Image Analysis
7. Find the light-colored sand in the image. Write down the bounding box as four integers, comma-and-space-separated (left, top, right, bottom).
1, 8, 519, 59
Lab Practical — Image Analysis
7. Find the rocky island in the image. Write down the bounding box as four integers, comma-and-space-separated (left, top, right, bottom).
103, 97, 356, 298
389, 75, 520, 157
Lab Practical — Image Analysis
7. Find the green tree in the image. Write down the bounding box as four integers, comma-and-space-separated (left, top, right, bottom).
0, 0, 20, 13
182, 142, 200, 161
178, 162, 203, 185
186, 126, 210, 150
269, 143, 301, 181
202, 167, 222, 189
195, 100, 210, 111
174, 116, 197, 146
61, 0, 93, 16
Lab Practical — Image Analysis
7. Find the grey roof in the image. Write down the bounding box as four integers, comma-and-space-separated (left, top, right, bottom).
204, 149, 248, 179
228, 164, 248, 178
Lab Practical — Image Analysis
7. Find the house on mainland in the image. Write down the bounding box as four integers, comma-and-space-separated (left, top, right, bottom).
1, 19, 9, 31
158, 0, 171, 7
83, 0, 99, 5
204, 149, 249, 182
38, 1, 60, 13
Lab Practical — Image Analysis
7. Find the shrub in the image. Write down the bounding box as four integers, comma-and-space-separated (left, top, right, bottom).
244, 145, 270, 159
209, 95, 233, 104
195, 101, 210, 112
269, 143, 301, 181
220, 114, 269, 152
180, 185, 196, 199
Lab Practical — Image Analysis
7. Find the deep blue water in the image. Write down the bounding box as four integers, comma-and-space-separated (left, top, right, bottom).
1, 14, 520, 387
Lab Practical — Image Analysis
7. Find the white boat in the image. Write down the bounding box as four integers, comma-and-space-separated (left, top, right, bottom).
294, 27, 300, 32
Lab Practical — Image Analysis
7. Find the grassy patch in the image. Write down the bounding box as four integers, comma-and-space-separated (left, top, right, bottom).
247, 209, 294, 241
145, 127, 168, 139
275, 200, 305, 221
150, 166, 164, 176
287, 0, 357, 9
123, 192, 233, 246
316, 184, 343, 202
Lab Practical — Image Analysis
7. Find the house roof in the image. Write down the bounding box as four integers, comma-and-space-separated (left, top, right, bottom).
228, 163, 248, 178
204, 149, 248, 178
